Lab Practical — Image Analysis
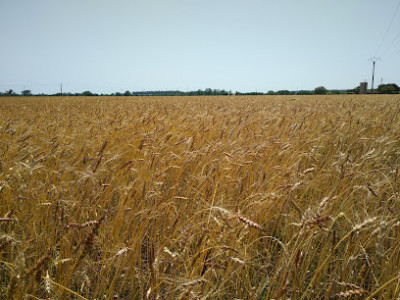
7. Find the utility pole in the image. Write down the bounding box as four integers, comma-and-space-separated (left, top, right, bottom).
369, 57, 381, 94
60, 83, 63, 95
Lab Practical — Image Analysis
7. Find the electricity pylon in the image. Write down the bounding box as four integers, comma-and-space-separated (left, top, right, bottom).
369, 57, 381, 94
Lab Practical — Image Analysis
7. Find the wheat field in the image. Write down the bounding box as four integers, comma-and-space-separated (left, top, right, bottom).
1, 95, 400, 299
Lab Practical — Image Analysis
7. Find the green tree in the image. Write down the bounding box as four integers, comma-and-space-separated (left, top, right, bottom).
21, 90, 32, 96
314, 86, 328, 95
347, 86, 360, 94
277, 90, 291, 95
298, 90, 313, 95
378, 83, 399, 94
81, 91, 93, 96
5, 89, 15, 96
330, 90, 342, 94
205, 88, 213, 95
124, 90, 132, 96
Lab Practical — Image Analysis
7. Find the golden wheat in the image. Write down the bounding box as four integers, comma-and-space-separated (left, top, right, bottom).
0, 95, 400, 298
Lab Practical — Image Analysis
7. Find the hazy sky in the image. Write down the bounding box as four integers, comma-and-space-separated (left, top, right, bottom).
1, 0, 400, 94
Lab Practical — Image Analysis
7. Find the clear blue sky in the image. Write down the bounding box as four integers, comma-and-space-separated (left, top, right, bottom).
1, 0, 400, 94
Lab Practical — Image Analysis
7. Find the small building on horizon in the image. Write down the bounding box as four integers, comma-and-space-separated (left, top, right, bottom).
359, 82, 368, 94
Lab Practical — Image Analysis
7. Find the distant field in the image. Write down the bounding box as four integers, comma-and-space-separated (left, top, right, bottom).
1, 95, 400, 299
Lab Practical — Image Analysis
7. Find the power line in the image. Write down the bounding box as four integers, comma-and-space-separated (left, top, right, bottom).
381, 29, 400, 58
375, 0, 400, 56
386, 46, 400, 58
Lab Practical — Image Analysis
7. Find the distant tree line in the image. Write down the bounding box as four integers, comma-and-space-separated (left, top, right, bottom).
1, 84, 399, 97
348, 83, 400, 94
